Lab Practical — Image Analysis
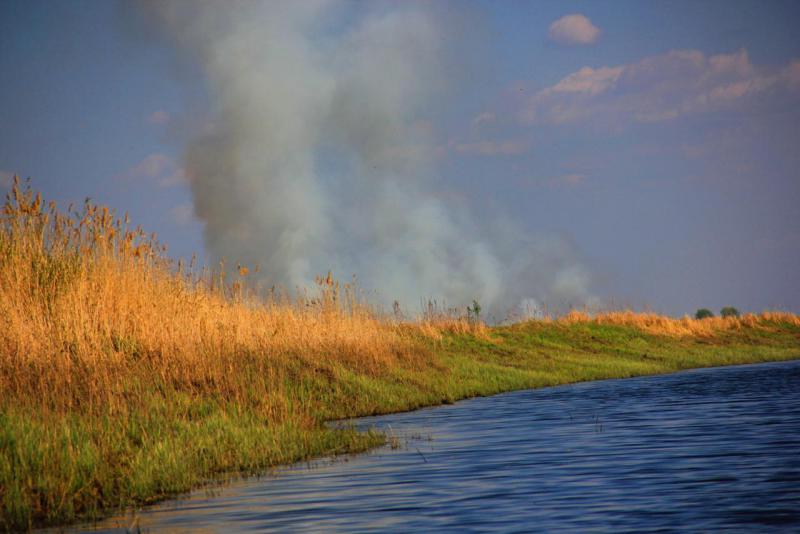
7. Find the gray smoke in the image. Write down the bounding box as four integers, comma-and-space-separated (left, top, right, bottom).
143, 1, 595, 318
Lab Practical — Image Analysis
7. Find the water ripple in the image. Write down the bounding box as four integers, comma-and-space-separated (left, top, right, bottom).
77, 360, 800, 533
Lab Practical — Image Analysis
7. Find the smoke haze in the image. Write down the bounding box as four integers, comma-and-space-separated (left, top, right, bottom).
143, 1, 595, 318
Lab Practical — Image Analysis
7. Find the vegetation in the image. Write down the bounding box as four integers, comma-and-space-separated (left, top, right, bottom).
721, 306, 740, 318
1, 180, 798, 531
695, 308, 714, 319
467, 299, 482, 323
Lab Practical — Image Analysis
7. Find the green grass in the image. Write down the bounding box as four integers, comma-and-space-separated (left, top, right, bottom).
2, 319, 799, 531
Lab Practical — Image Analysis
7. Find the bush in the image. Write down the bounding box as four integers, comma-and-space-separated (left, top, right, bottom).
467, 299, 482, 323
695, 308, 714, 320
720, 306, 740, 318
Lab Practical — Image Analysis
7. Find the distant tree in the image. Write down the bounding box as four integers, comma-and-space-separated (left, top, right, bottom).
695, 308, 714, 320
467, 300, 482, 322
720, 306, 740, 318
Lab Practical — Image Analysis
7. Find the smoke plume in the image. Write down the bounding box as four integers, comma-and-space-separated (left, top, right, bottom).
143, 1, 595, 318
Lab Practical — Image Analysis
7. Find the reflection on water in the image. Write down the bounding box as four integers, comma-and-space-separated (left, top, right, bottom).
73, 360, 800, 532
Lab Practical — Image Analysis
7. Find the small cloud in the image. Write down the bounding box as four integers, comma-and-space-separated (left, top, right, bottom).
452, 139, 528, 156
170, 203, 195, 226
521, 48, 800, 127
709, 48, 754, 76
471, 112, 496, 129
117, 153, 188, 188
549, 14, 601, 45
549, 66, 623, 95
129, 153, 171, 178
521, 66, 623, 124
159, 167, 188, 188
147, 110, 171, 125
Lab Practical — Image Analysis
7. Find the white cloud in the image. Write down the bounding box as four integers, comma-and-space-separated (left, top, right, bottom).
117, 153, 188, 188
522, 49, 800, 126
453, 111, 529, 156
549, 14, 600, 45
550, 66, 623, 95
471, 112, 496, 129
147, 110, 171, 125
158, 167, 188, 188
129, 153, 171, 177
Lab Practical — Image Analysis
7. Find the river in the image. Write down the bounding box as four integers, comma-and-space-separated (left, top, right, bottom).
76, 359, 800, 532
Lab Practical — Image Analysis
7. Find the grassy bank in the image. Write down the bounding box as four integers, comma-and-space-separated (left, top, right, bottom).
1, 181, 798, 531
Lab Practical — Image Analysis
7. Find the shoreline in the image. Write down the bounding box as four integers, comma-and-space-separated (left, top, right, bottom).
7, 319, 799, 531
64, 356, 800, 533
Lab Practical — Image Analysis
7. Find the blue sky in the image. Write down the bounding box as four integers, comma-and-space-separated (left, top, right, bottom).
1, 0, 798, 316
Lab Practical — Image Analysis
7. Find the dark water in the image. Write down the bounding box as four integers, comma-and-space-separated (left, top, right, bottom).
79, 360, 800, 533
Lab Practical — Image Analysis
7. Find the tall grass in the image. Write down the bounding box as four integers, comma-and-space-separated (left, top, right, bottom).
1, 179, 798, 530
557, 309, 800, 336
0, 180, 438, 529
0, 179, 425, 419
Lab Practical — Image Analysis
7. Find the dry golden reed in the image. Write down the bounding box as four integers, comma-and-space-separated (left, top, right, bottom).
2, 178, 795, 417
556, 309, 800, 337
0, 179, 424, 417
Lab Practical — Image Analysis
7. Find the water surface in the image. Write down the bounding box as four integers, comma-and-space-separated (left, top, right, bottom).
79, 360, 800, 532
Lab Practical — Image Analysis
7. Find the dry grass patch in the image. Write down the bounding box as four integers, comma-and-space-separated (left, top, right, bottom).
0, 180, 423, 418
557, 309, 800, 337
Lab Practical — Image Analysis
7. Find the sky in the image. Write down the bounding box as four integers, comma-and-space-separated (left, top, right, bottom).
1, 0, 798, 318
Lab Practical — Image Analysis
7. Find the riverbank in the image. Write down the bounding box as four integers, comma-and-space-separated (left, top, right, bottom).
4, 318, 799, 531
2, 184, 799, 530
82, 359, 800, 533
